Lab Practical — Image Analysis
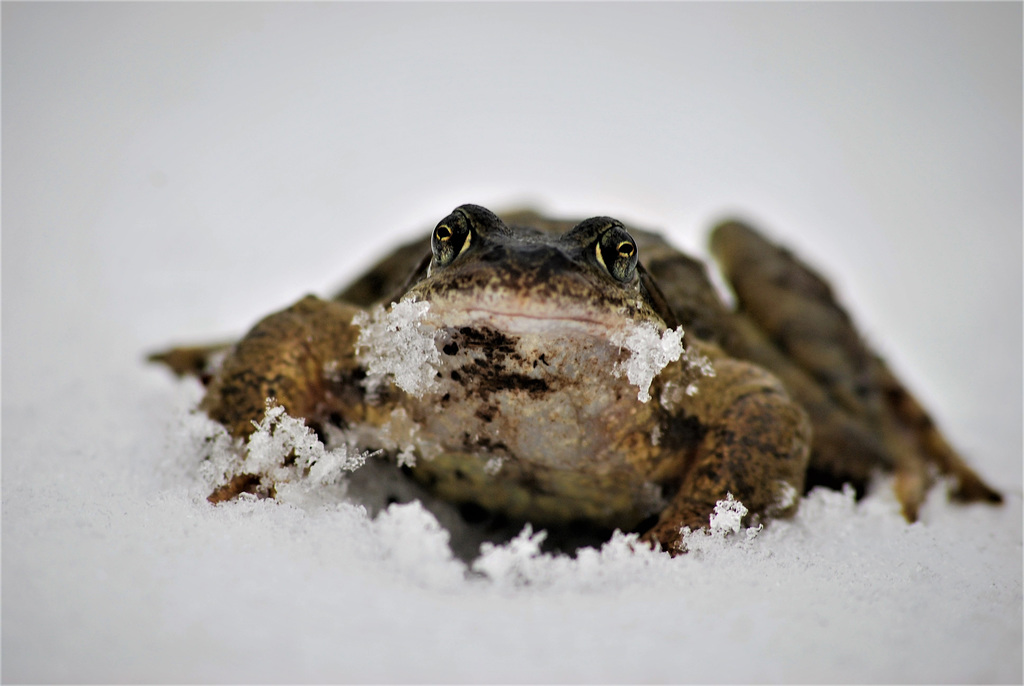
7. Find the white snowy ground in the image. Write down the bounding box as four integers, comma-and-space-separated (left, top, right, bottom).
3, 3, 1021, 683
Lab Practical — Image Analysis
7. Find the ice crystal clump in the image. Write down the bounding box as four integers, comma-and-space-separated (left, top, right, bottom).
611, 323, 714, 402
611, 323, 685, 402
370, 501, 466, 587
709, 492, 748, 534
249, 402, 367, 481
200, 401, 370, 499
678, 493, 763, 554
472, 526, 674, 591
353, 297, 441, 397
472, 524, 550, 587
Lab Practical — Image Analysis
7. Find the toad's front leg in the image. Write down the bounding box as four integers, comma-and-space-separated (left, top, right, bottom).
643, 348, 812, 553
201, 295, 364, 440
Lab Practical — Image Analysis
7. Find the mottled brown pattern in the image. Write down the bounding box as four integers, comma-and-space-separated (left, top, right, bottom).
152, 205, 1001, 554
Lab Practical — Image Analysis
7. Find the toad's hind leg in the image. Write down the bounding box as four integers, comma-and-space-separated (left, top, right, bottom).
643, 352, 812, 553
710, 221, 1002, 518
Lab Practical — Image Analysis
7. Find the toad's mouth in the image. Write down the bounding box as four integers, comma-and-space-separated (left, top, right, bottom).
454, 308, 628, 336
420, 297, 656, 338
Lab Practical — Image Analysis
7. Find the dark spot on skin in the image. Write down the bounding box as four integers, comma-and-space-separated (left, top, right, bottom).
458, 501, 490, 524
475, 406, 495, 423
464, 359, 551, 399
454, 469, 468, 481
474, 436, 510, 453
324, 369, 368, 408
441, 392, 451, 402
446, 326, 554, 401
493, 374, 549, 395
455, 327, 518, 354
658, 412, 708, 452
443, 342, 460, 355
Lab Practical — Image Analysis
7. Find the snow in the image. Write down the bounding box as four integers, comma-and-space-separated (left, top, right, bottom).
245, 402, 368, 488
354, 298, 442, 398
4, 3, 1021, 683
612, 323, 688, 402
612, 322, 716, 402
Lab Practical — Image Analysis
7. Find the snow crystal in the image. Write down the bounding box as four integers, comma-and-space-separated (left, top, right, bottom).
685, 347, 716, 381
709, 492, 748, 534
473, 524, 550, 586
344, 406, 441, 469
396, 447, 417, 469
370, 501, 466, 587
206, 400, 371, 500
252, 402, 366, 478
471, 526, 680, 591
191, 413, 244, 491
611, 323, 686, 402
772, 480, 799, 514
353, 297, 441, 397
611, 323, 714, 402
677, 493, 764, 554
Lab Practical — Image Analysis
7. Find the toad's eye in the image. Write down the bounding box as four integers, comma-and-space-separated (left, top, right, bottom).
595, 226, 638, 282
431, 212, 472, 267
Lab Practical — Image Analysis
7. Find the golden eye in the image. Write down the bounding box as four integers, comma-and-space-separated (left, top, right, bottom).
431, 214, 472, 267
597, 228, 638, 282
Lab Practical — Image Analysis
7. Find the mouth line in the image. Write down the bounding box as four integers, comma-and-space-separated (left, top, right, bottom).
431, 306, 635, 337
463, 307, 612, 327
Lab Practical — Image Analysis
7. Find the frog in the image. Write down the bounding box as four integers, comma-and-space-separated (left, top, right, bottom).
151, 204, 1002, 553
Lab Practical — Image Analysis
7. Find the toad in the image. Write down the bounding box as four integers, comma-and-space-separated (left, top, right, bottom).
152, 205, 1002, 552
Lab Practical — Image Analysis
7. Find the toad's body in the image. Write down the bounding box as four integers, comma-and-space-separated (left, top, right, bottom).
153, 205, 1001, 551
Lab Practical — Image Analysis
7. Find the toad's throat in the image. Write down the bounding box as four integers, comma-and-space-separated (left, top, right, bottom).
405, 320, 671, 529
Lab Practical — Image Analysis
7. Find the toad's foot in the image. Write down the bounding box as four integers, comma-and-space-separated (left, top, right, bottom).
643, 348, 811, 553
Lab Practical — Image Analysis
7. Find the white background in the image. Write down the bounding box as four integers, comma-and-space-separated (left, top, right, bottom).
4, 3, 1021, 682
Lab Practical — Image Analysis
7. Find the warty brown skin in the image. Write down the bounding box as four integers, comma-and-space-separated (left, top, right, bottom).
151, 204, 1001, 553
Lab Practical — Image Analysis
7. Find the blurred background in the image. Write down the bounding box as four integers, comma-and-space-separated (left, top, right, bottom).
3, 5, 1021, 682
4, 2, 1021, 486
